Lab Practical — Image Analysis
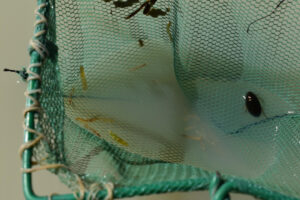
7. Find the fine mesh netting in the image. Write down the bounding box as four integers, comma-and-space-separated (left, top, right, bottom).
33, 0, 300, 198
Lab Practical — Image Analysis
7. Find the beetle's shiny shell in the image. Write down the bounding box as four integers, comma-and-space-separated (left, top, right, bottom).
246, 92, 262, 117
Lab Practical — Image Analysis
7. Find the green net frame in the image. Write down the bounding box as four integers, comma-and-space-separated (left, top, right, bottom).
22, 0, 300, 199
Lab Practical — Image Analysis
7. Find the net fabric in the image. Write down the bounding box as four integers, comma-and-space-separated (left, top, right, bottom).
33, 0, 300, 199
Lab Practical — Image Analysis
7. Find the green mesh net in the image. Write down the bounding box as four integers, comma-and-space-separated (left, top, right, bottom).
26, 0, 300, 199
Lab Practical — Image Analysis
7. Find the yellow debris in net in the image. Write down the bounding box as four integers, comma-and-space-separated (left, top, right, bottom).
184, 126, 195, 131
167, 21, 173, 42
75, 117, 114, 123
80, 65, 88, 91
84, 124, 101, 138
31, 155, 49, 166
68, 88, 75, 105
183, 134, 202, 141
183, 134, 206, 150
109, 130, 129, 147
129, 63, 146, 71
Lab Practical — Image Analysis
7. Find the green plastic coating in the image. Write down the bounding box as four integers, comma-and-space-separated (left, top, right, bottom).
209, 173, 221, 198
213, 182, 234, 200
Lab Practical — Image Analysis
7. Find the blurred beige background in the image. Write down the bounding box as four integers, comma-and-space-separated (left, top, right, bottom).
0, 0, 254, 199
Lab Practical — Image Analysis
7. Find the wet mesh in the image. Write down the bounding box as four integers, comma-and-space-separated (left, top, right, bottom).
34, 0, 300, 198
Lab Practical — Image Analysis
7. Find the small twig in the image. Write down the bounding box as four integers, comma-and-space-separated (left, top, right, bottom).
125, 1, 148, 19
183, 134, 202, 141
3, 68, 28, 80
167, 21, 173, 42
247, 0, 287, 33
3, 68, 19, 73
129, 63, 146, 71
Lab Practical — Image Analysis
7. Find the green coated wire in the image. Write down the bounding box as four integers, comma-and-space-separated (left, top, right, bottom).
213, 182, 234, 200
